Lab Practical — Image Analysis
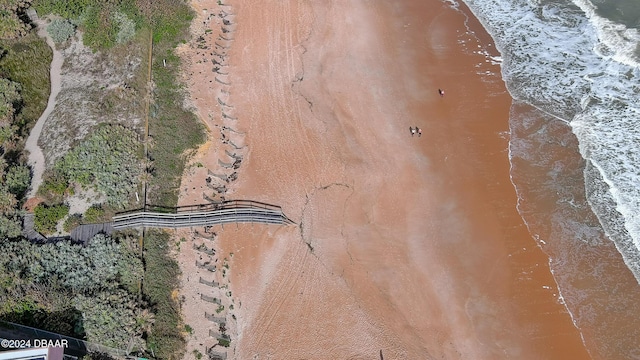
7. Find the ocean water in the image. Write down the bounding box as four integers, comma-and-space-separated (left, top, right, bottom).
451, 0, 640, 358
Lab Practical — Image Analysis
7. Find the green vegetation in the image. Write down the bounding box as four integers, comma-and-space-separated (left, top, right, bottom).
55, 124, 141, 208
33, 203, 68, 234
32, 0, 92, 19
37, 169, 69, 203
217, 338, 230, 348
83, 204, 106, 223
5, 163, 30, 196
0, 32, 52, 136
63, 204, 108, 232
32, 0, 144, 50
113, 11, 136, 44
0, 161, 30, 235
30, 0, 204, 211
0, 233, 146, 350
0, 0, 31, 40
193, 349, 202, 360
63, 212, 81, 232
0, 77, 21, 127
0, 214, 22, 238
147, 4, 204, 207
0, 24, 51, 236
0, 1, 205, 359
143, 229, 185, 360
80, 5, 118, 50
46, 19, 75, 43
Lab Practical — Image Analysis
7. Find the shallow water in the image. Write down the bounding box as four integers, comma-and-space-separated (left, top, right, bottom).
509, 102, 640, 359
454, 0, 640, 357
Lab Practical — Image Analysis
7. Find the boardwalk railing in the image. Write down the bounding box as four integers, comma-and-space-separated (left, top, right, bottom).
112, 200, 295, 230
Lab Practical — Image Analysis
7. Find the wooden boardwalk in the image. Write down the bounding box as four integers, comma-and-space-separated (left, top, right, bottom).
22, 200, 293, 244
113, 200, 295, 230
22, 213, 46, 242
70, 222, 114, 241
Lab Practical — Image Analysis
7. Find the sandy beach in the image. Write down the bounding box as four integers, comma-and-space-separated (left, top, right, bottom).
177, 0, 592, 358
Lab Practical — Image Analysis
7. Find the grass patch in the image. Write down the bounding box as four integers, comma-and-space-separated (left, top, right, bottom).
0, 32, 52, 139
147, 50, 205, 207
32, 0, 93, 19
141, 0, 204, 208
143, 229, 185, 360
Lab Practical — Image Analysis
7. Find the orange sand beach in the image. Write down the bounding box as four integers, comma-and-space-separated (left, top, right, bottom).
177, 0, 592, 359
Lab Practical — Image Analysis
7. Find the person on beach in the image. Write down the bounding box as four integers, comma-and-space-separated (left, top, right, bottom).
418, 128, 422, 137
438, 88, 444, 97
410, 127, 416, 136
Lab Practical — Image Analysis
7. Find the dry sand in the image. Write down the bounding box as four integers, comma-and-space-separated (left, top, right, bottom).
177, 0, 591, 359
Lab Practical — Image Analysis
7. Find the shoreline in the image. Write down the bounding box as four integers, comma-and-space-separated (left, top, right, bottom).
176, 0, 593, 358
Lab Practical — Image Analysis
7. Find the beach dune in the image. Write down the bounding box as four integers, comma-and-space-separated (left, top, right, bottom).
180, 0, 592, 358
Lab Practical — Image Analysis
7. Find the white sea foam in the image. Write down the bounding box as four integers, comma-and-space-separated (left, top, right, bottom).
570, 0, 640, 68
460, 0, 640, 283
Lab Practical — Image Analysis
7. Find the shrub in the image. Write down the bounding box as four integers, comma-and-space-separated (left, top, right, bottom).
116, 235, 143, 294
55, 124, 141, 208
0, 214, 22, 238
33, 203, 69, 234
0, 234, 147, 348
73, 289, 145, 349
47, 19, 76, 44
113, 11, 136, 44
38, 169, 69, 203
0, 186, 17, 214
80, 5, 117, 50
63, 213, 81, 232
83, 204, 105, 223
32, 0, 92, 19
217, 338, 230, 347
5, 164, 31, 198
0, 0, 31, 40
0, 33, 52, 132
0, 77, 21, 125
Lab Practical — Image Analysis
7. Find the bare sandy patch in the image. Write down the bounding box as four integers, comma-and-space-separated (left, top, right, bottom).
175, 1, 245, 359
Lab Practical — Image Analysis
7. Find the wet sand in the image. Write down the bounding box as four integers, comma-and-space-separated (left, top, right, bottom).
178, 0, 592, 358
